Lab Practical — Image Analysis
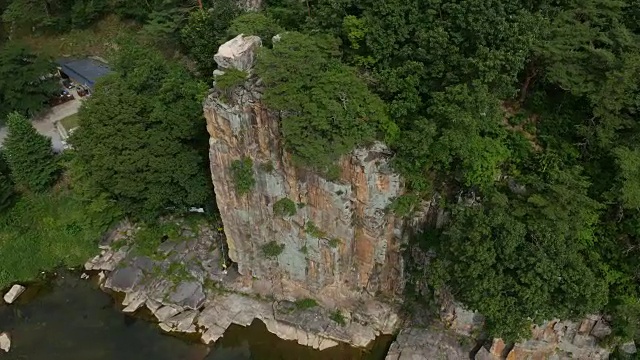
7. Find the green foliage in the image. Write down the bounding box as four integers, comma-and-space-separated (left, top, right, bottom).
261, 240, 284, 258
133, 221, 181, 257
330, 310, 346, 326
388, 194, 419, 217
273, 198, 296, 217
230, 157, 255, 196
294, 298, 318, 310
614, 147, 640, 209
4, 112, 58, 192
181, 3, 240, 77
328, 238, 341, 248
427, 165, 608, 340
0, 42, 58, 121
216, 68, 247, 90
0, 172, 15, 213
228, 12, 283, 47
70, 42, 211, 219
255, 31, 398, 171
305, 221, 326, 238
0, 188, 116, 289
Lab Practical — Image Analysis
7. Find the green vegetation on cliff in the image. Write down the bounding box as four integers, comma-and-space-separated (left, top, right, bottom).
255, 31, 398, 171
255, 0, 640, 344
2, 0, 640, 348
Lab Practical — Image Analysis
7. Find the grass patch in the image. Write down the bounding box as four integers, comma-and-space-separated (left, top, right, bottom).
60, 113, 80, 131
19, 15, 140, 60
0, 189, 115, 289
295, 298, 318, 310
273, 198, 296, 217
133, 221, 181, 257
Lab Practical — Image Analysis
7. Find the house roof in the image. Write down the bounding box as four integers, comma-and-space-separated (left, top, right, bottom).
56, 58, 112, 88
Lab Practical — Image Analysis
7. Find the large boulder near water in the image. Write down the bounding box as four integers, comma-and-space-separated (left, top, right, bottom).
0, 332, 10, 353
3, 284, 25, 304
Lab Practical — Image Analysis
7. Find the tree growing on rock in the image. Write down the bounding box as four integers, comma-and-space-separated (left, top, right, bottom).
3, 112, 57, 192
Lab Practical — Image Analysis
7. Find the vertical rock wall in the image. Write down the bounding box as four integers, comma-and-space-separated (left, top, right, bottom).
204, 35, 406, 306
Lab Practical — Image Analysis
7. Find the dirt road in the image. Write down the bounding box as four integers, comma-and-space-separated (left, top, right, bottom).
0, 99, 81, 153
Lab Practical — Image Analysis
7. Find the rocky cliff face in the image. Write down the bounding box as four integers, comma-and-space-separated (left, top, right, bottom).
204, 35, 406, 309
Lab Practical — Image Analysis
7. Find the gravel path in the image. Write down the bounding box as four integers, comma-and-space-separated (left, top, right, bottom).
0, 99, 81, 153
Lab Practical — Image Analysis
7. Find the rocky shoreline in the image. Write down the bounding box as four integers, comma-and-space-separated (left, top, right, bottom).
84, 219, 399, 352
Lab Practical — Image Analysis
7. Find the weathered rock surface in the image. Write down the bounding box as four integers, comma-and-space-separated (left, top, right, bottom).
205, 34, 407, 318
505, 317, 610, 359
0, 332, 10, 353
85, 217, 395, 351
385, 327, 473, 360
619, 341, 637, 356
386, 313, 613, 360
3, 284, 25, 304
214, 35, 261, 72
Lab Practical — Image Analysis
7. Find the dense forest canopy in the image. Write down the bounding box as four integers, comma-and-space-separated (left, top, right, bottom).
2, 0, 640, 348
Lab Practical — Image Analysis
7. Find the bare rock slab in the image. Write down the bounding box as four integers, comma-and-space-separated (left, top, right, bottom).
0, 332, 10, 353
3, 284, 25, 304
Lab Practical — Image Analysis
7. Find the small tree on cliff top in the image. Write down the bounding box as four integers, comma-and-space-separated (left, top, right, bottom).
255, 32, 398, 172
3, 112, 57, 192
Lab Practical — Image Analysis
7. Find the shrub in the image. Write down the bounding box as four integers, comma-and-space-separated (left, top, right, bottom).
230, 157, 255, 195
261, 241, 285, 258
328, 238, 341, 248
388, 194, 419, 217
259, 161, 275, 173
330, 310, 346, 326
295, 298, 318, 310
273, 198, 296, 217
305, 221, 326, 238
216, 68, 248, 91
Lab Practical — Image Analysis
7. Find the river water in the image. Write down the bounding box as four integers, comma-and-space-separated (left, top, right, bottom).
0, 273, 393, 360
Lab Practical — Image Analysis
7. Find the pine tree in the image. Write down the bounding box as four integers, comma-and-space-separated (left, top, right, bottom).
4, 112, 57, 192
0, 172, 14, 212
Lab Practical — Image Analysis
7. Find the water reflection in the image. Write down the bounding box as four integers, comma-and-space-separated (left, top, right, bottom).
0, 273, 392, 360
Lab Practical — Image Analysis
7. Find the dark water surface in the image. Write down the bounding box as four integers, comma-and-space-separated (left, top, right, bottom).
0, 273, 392, 360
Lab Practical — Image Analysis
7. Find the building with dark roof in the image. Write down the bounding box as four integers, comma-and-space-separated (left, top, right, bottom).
56, 58, 112, 89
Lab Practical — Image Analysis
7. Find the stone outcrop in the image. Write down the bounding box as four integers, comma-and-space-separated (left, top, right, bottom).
500, 317, 611, 359
205, 34, 405, 314
386, 315, 613, 360
86, 218, 397, 350
0, 332, 10, 353
385, 327, 474, 360
3, 284, 25, 304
